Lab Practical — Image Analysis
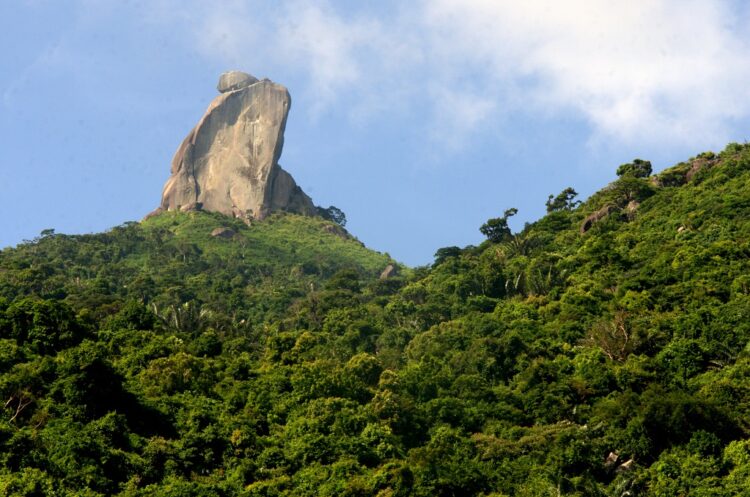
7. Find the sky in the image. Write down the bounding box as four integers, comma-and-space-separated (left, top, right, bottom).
3, 0, 750, 266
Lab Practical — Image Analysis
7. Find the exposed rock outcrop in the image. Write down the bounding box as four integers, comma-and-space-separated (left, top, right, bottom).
180, 202, 203, 213
686, 155, 719, 182
616, 459, 635, 473
581, 204, 618, 233
604, 451, 619, 469
211, 227, 236, 239
157, 71, 316, 222
624, 200, 640, 220
380, 264, 399, 280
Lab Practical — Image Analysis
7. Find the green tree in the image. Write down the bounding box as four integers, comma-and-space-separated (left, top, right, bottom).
545, 187, 580, 213
480, 208, 518, 243
433, 246, 462, 266
616, 158, 652, 178
317, 205, 347, 226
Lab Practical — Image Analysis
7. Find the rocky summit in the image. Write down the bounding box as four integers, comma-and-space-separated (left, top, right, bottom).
154, 71, 315, 221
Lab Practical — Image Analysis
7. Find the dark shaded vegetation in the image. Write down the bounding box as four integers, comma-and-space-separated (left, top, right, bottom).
316, 206, 347, 227
1, 143, 750, 495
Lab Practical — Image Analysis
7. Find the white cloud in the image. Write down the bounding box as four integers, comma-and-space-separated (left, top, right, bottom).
185, 1, 423, 118
275, 3, 389, 114
427, 84, 497, 151
56, 0, 750, 150
422, 0, 750, 146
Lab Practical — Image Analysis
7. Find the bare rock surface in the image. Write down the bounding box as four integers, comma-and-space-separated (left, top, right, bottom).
158, 72, 315, 221
211, 227, 236, 239
686, 156, 718, 182
217, 71, 259, 93
581, 204, 618, 233
380, 264, 399, 279
179, 202, 203, 212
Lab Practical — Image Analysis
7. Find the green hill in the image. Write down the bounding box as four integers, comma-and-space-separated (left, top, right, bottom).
0, 210, 395, 326
1, 144, 750, 495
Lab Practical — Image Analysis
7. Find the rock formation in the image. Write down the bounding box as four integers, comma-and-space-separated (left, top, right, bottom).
580, 204, 618, 233
379, 264, 399, 280
210, 227, 236, 239
217, 71, 258, 93
155, 71, 316, 221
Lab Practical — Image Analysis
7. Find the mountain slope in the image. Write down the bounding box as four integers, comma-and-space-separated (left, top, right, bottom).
1, 144, 750, 495
0, 211, 395, 325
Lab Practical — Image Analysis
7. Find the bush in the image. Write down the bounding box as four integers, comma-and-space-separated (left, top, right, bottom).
616, 159, 652, 178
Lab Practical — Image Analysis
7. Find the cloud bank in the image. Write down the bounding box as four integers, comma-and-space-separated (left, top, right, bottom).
31, 0, 750, 149
424, 0, 750, 146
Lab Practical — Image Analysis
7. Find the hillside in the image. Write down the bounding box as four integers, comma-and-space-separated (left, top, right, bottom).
0, 211, 395, 326
1, 143, 750, 495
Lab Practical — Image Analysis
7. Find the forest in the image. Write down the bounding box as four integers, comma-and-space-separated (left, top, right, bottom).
1, 143, 750, 495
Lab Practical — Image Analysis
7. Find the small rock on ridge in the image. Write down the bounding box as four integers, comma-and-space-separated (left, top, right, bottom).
211, 227, 236, 239
217, 71, 259, 93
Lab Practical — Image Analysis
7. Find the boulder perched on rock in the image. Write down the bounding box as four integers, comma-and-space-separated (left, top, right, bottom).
158, 71, 316, 222
217, 71, 259, 93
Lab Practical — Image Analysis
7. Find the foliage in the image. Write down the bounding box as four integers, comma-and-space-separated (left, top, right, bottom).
546, 187, 581, 213
316, 205, 347, 227
2, 142, 750, 494
433, 246, 462, 267
480, 208, 518, 243
616, 158, 653, 178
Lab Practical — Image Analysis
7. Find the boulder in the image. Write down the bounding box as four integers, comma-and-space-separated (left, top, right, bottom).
217, 71, 259, 93
616, 459, 635, 473
686, 156, 718, 182
624, 200, 640, 220
380, 264, 399, 279
159, 72, 316, 221
581, 204, 618, 233
179, 202, 203, 212
211, 227, 236, 239
143, 207, 164, 220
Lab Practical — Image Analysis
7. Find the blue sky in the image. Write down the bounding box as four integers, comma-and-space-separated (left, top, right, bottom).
3, 0, 750, 265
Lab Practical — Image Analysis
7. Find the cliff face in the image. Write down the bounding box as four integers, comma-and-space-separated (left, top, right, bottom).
157, 71, 315, 221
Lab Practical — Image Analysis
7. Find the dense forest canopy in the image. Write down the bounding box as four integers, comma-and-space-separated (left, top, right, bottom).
1, 143, 750, 495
